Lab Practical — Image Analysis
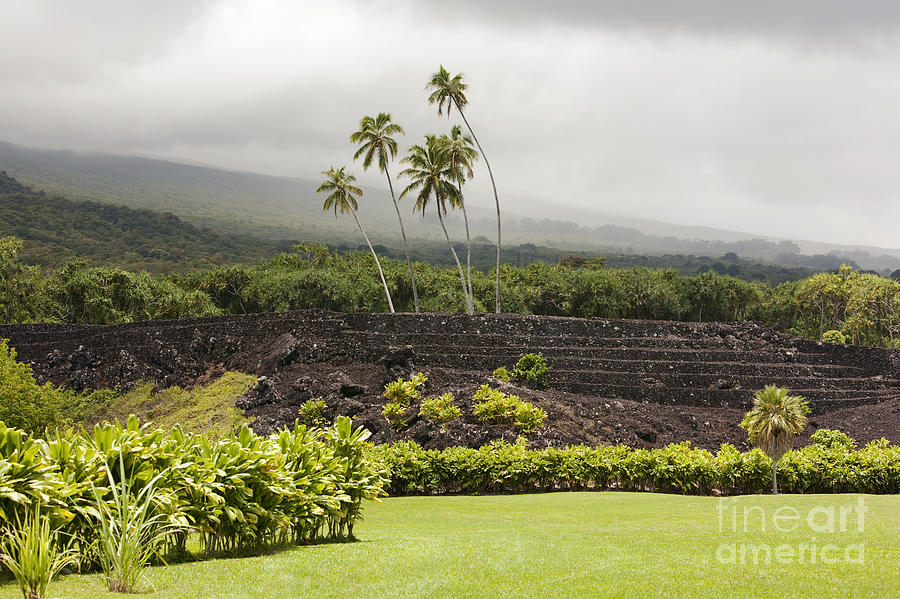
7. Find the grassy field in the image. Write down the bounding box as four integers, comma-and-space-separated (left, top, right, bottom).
1, 493, 896, 598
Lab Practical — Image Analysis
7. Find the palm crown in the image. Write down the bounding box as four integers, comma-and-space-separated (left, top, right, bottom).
399, 137, 459, 216
740, 385, 810, 493
438, 125, 478, 185
426, 65, 468, 117
350, 113, 405, 173
317, 167, 362, 216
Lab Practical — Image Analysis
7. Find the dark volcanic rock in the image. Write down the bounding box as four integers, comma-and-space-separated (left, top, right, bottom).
1, 310, 898, 450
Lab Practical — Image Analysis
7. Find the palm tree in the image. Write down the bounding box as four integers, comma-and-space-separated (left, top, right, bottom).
350, 113, 420, 313
437, 126, 479, 313
399, 137, 471, 314
739, 385, 811, 494
317, 166, 395, 313
427, 65, 502, 314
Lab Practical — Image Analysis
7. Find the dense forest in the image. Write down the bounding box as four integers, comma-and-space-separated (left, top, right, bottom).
2, 237, 898, 348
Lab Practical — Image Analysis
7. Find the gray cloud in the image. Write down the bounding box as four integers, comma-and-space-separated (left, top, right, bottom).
1, 0, 899, 248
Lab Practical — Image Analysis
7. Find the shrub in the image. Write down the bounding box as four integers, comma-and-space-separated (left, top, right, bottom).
298, 398, 327, 427
810, 428, 856, 450
472, 385, 546, 433
492, 366, 510, 382
511, 353, 549, 389
514, 402, 547, 433
822, 329, 847, 344
382, 402, 409, 431
383, 372, 426, 405
419, 394, 461, 429
382, 373, 427, 432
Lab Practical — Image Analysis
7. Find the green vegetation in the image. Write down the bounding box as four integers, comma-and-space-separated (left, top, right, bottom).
370, 434, 899, 496
0, 172, 288, 272
0, 339, 115, 433
471, 386, 547, 433
740, 386, 811, 494
0, 505, 79, 599
0, 416, 386, 581
101, 373, 257, 435
1, 493, 896, 598
3, 236, 900, 348
418, 394, 461, 429
381, 373, 427, 431
511, 353, 550, 389
491, 366, 510, 382
297, 398, 327, 427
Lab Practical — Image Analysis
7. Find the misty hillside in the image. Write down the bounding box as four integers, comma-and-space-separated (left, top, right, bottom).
2, 140, 898, 274
0, 171, 290, 271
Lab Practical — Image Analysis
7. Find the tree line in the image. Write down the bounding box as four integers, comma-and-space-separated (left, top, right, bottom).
3, 236, 898, 348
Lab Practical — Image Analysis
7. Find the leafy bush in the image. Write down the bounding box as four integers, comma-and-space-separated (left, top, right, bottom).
383, 372, 426, 405
471, 385, 546, 433
822, 329, 847, 344
419, 394, 461, 429
382, 373, 427, 432
298, 398, 327, 427
810, 428, 856, 450
492, 366, 510, 382
383, 402, 409, 431
0, 415, 388, 568
514, 402, 547, 433
368, 430, 899, 497
512, 353, 549, 389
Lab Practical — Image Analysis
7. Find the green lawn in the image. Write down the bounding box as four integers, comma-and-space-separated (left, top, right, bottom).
2, 493, 897, 598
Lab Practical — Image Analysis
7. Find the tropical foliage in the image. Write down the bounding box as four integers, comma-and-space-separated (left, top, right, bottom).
471, 385, 547, 433
511, 353, 550, 390
318, 167, 395, 313
0, 416, 387, 581
3, 238, 900, 348
370, 432, 900, 496
739, 386, 811, 494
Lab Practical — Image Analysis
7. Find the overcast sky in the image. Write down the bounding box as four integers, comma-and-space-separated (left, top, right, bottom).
2, 0, 899, 248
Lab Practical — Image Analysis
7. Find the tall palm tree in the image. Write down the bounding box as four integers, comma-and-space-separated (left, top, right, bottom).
317, 166, 395, 313
739, 385, 810, 494
399, 137, 471, 314
437, 126, 479, 312
350, 113, 420, 313
427, 65, 502, 314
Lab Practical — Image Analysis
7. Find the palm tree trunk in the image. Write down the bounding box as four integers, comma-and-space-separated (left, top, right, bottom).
772, 460, 779, 494
454, 105, 501, 314
457, 181, 474, 313
437, 208, 471, 314
351, 209, 395, 313
385, 169, 419, 313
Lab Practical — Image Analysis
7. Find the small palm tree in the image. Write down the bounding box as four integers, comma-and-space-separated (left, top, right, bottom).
317, 166, 395, 313
427, 65, 502, 313
399, 137, 470, 314
437, 126, 479, 312
739, 385, 811, 494
350, 113, 420, 313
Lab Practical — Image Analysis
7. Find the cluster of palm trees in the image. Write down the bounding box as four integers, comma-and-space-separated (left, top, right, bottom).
315, 66, 501, 315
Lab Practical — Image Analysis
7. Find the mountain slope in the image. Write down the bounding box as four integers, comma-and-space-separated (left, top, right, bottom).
2, 140, 898, 272
0, 171, 290, 271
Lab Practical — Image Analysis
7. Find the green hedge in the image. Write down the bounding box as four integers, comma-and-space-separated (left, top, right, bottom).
368, 434, 900, 496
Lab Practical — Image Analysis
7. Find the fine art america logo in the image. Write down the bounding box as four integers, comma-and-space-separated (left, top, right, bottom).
715, 497, 867, 565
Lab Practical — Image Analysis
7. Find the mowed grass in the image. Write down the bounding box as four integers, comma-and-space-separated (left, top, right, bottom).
1, 493, 896, 598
